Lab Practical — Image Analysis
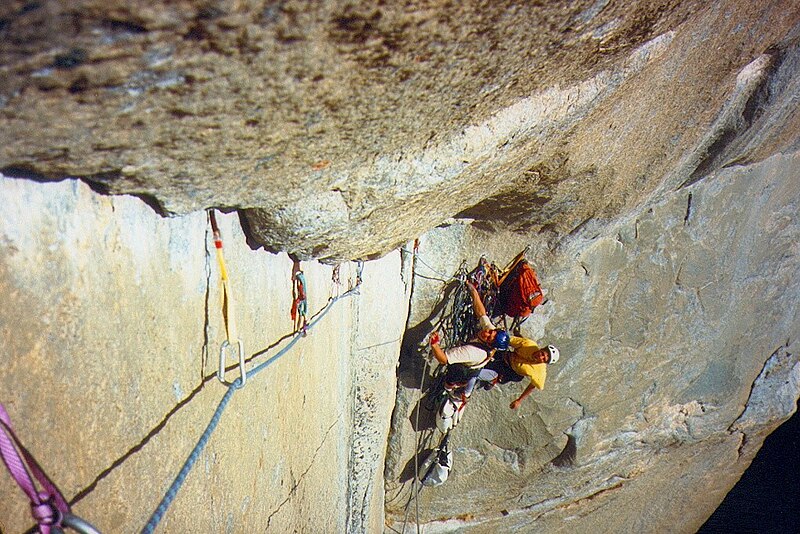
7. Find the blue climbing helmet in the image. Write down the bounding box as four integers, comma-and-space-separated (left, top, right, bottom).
493, 330, 511, 350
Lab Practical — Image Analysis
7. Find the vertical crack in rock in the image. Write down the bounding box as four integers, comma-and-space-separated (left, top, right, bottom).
683, 192, 693, 225
398, 247, 417, 336
399, 244, 415, 288
345, 280, 388, 534
267, 415, 342, 528
68, 377, 213, 506
345, 281, 363, 533
202, 220, 211, 380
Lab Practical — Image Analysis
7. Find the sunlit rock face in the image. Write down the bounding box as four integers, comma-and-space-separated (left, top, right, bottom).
1, 1, 800, 533
2, 1, 799, 260
0, 177, 410, 533
386, 149, 800, 533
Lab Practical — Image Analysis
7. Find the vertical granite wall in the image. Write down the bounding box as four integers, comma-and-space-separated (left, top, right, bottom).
386, 149, 800, 533
0, 175, 409, 533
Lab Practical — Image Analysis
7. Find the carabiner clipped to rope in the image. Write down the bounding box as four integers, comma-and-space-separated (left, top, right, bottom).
217, 339, 246, 389
53, 513, 103, 534
208, 210, 247, 390
353, 260, 364, 293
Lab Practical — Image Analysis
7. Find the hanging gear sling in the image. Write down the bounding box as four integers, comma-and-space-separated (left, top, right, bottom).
209, 210, 246, 389
419, 434, 452, 487
291, 269, 308, 335
0, 404, 101, 534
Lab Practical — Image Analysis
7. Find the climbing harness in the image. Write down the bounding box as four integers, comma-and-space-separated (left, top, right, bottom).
0, 404, 101, 534
435, 393, 465, 434
209, 210, 246, 390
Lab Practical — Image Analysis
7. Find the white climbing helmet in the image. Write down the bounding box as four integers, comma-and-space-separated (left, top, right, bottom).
547, 345, 560, 364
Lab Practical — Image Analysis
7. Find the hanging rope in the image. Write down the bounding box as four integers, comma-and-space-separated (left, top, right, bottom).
142, 281, 362, 533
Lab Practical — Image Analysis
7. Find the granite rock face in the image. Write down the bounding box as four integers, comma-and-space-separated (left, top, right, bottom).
1, 1, 799, 260
0, 176, 410, 533
386, 150, 800, 532
2, 1, 800, 533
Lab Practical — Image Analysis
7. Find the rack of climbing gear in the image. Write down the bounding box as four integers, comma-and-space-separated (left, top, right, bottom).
209, 210, 247, 389
0, 404, 101, 534
444, 246, 542, 338
291, 262, 308, 336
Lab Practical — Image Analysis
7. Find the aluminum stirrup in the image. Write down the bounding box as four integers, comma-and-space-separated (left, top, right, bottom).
218, 339, 246, 389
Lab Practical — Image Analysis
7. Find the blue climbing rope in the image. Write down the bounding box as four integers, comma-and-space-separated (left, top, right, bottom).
142, 284, 360, 533
142, 386, 236, 534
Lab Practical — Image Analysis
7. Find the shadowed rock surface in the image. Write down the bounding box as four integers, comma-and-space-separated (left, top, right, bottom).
1, 1, 799, 533
2, 0, 799, 260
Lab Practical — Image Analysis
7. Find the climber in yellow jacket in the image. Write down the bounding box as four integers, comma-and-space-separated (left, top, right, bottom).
472, 285, 560, 409
431, 280, 560, 406
502, 338, 559, 409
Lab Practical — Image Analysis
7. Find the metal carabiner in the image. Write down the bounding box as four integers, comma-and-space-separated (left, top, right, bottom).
51, 513, 102, 534
218, 339, 246, 389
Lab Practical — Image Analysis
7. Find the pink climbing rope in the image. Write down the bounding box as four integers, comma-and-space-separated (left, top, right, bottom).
0, 403, 71, 534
